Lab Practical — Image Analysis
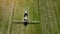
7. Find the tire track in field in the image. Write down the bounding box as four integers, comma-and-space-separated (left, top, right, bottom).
11, 0, 25, 34
0, 0, 15, 34
7, 0, 15, 34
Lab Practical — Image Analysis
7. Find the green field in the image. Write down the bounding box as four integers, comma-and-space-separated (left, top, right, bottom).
0, 0, 60, 34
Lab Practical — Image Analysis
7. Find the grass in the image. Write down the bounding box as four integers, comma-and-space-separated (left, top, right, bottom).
0, 0, 60, 34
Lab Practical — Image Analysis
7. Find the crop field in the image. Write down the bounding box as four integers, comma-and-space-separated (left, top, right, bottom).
0, 0, 60, 34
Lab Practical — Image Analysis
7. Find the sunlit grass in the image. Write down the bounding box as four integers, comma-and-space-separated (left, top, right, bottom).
0, 0, 60, 34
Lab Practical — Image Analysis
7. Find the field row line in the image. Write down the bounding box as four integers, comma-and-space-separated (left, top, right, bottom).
50, 0, 59, 34
7, 0, 15, 34
40, 0, 59, 34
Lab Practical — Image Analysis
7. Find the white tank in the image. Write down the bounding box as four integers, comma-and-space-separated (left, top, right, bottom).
25, 10, 28, 13
24, 16, 27, 19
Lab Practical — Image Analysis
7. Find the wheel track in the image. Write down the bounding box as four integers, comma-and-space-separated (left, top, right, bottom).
11, 0, 25, 34
7, 0, 15, 34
